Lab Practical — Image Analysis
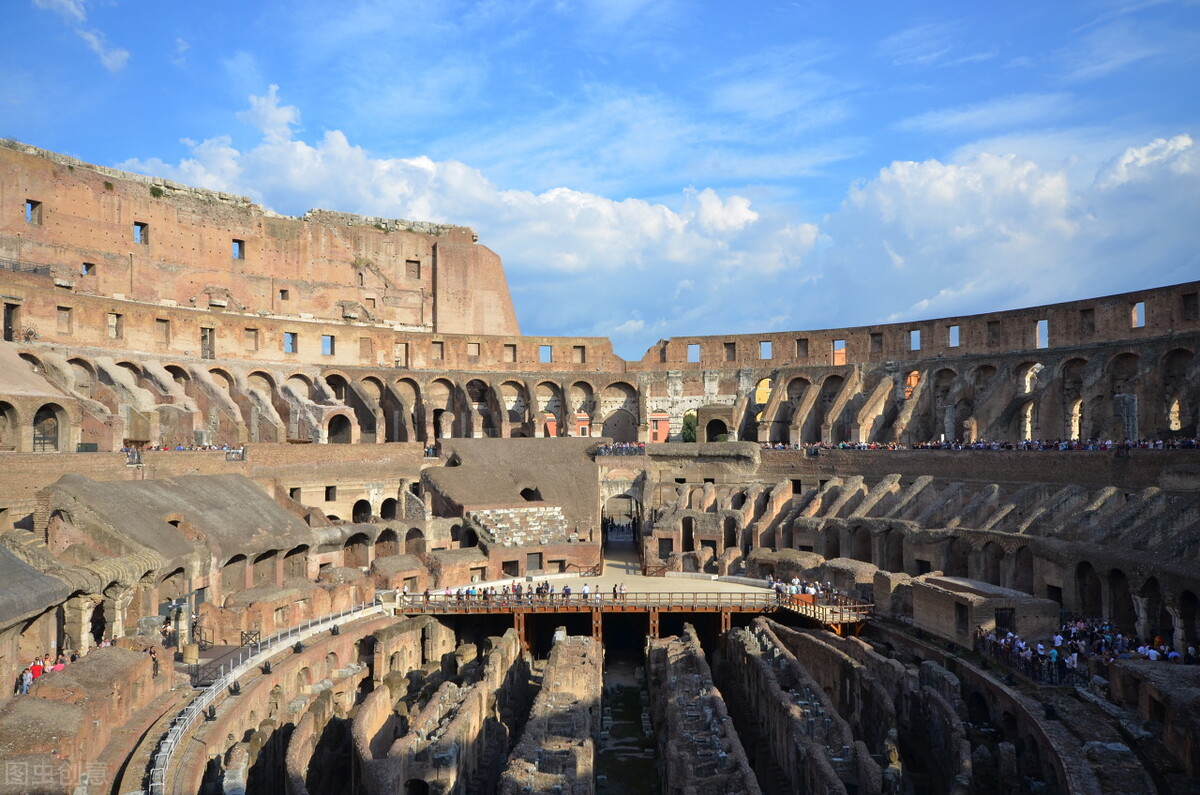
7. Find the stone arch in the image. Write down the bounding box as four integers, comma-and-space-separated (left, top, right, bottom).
393, 378, 422, 442
252, 550, 277, 587
283, 545, 309, 579
1012, 546, 1034, 595
1140, 577, 1173, 643
723, 516, 738, 550
1108, 568, 1136, 633
405, 528, 425, 556
285, 373, 315, 401
536, 381, 565, 437
344, 533, 370, 568
1108, 352, 1140, 438
569, 381, 595, 415
222, 554, 248, 594
848, 525, 871, 563
464, 378, 496, 438
1018, 399, 1035, 441
817, 374, 846, 443
600, 381, 638, 424
1016, 361, 1043, 394
602, 409, 638, 442
944, 537, 969, 577
682, 516, 696, 553
429, 378, 458, 438
376, 528, 399, 558
0, 400, 18, 451
498, 380, 529, 435
247, 370, 276, 394
972, 364, 997, 392
164, 364, 190, 389
979, 541, 1003, 585
1180, 590, 1198, 647
67, 357, 97, 399
1161, 348, 1194, 434
380, 498, 398, 520
881, 528, 903, 573
327, 413, 353, 444
352, 499, 373, 523
1076, 561, 1102, 617
33, 403, 68, 452
704, 418, 728, 443
772, 376, 810, 442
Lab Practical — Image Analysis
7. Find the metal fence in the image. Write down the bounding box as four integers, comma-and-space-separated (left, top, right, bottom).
147, 599, 382, 795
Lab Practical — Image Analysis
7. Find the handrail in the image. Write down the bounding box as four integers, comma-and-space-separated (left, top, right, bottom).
393, 591, 873, 616
147, 599, 382, 795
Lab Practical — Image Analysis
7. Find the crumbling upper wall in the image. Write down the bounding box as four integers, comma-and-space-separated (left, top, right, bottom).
0, 140, 517, 338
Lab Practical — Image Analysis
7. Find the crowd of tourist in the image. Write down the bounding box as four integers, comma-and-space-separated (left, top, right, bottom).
422, 444, 440, 457
760, 437, 1200, 453
766, 575, 845, 603
12, 637, 163, 696
594, 442, 646, 456
408, 580, 632, 605
974, 617, 1198, 686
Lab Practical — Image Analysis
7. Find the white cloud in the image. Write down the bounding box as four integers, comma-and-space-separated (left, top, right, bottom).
896, 93, 1073, 135
118, 88, 1198, 358
32, 0, 129, 72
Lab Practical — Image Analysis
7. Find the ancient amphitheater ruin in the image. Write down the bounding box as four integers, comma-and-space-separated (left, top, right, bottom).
0, 138, 1198, 794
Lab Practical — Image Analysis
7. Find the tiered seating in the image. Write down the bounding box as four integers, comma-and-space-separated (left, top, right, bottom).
467, 506, 575, 547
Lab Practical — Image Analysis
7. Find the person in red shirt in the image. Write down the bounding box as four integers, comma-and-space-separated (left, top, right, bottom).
29, 658, 44, 679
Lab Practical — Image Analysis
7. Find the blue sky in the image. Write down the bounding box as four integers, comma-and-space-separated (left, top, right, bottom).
5, 1, 1200, 359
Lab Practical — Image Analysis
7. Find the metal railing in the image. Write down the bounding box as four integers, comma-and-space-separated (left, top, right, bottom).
147, 599, 382, 795
396, 591, 782, 612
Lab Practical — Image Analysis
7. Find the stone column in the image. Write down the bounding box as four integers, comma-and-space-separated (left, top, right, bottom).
1132, 595, 1151, 644
1166, 605, 1186, 653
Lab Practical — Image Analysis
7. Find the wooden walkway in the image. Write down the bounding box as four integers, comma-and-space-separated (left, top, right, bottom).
393, 591, 873, 641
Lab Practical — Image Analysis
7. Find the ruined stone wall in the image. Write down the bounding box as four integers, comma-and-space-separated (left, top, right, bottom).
0, 140, 520, 338
500, 631, 602, 795
363, 629, 529, 795
645, 624, 761, 795
0, 647, 168, 794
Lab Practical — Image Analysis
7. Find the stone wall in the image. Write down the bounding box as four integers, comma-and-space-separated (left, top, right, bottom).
500, 630, 602, 795
645, 624, 761, 795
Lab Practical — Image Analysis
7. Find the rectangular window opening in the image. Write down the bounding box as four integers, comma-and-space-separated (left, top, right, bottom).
1080, 308, 1095, 335
795, 338, 809, 359
405, 260, 421, 279
56, 306, 72, 334
25, 200, 43, 225
723, 342, 736, 361
133, 221, 149, 245
467, 342, 480, 357
432, 341, 444, 360
1182, 292, 1199, 322
572, 345, 586, 364
832, 339, 846, 366
156, 318, 170, 345
107, 312, 124, 339
394, 342, 409, 368
909, 330, 921, 351
948, 325, 960, 347
284, 332, 298, 354
243, 328, 259, 351
687, 343, 700, 363
1131, 301, 1145, 328
986, 320, 1001, 344
503, 343, 516, 363
81, 262, 95, 276
232, 239, 245, 259
759, 340, 772, 360
289, 487, 302, 502
325, 486, 337, 501
870, 332, 883, 354
278, 289, 290, 301
359, 337, 374, 360
1035, 319, 1049, 349
539, 345, 553, 363
321, 334, 335, 356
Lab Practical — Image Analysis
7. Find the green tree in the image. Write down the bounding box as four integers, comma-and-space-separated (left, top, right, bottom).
681, 413, 697, 442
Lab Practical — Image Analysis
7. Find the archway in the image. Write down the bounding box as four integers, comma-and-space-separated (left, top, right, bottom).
980, 542, 1002, 585
602, 409, 638, 442
344, 533, 369, 568
380, 498, 398, 520
352, 500, 372, 523
682, 516, 696, 553
603, 495, 639, 548
1076, 562, 1102, 617
1108, 569, 1135, 633
90, 601, 106, 644
405, 528, 425, 556
33, 404, 64, 452
704, 419, 728, 443
848, 526, 871, 563
328, 414, 353, 444
376, 529, 399, 558
1012, 547, 1034, 595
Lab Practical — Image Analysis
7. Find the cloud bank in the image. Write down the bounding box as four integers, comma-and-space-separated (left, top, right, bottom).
123, 88, 1199, 359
